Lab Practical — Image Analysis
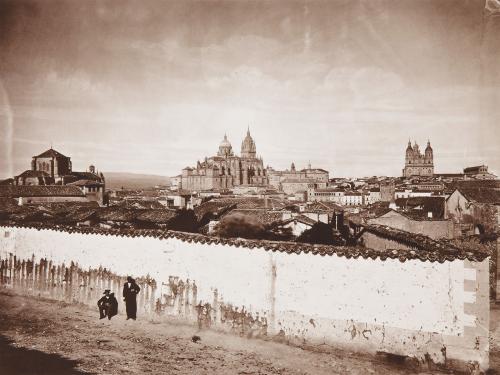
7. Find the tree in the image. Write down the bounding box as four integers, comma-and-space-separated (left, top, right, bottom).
213, 213, 266, 239
169, 209, 199, 233
296, 222, 345, 245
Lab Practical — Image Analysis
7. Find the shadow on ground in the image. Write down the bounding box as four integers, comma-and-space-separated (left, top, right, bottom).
0, 334, 92, 375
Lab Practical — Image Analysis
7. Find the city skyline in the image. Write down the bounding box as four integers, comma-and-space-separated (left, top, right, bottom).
1, 0, 499, 179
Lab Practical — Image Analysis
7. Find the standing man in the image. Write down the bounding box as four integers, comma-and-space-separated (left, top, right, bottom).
123, 276, 141, 320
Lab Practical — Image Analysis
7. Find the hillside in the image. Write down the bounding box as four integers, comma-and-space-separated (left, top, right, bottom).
104, 172, 170, 190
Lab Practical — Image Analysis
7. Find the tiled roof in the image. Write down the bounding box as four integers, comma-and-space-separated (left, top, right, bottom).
289, 215, 317, 226
313, 188, 344, 192
457, 188, 500, 205
221, 209, 284, 225
96, 207, 137, 222
281, 178, 315, 184
27, 201, 99, 215
193, 201, 236, 221
448, 180, 500, 190
15, 170, 51, 178
67, 179, 104, 187
0, 178, 14, 185
305, 201, 343, 212
34, 148, 68, 159
65, 172, 103, 182
0, 223, 488, 263
464, 166, 486, 173
62, 208, 99, 223
135, 209, 178, 224
0, 185, 85, 198
395, 196, 446, 220
209, 197, 287, 210
300, 168, 329, 173
360, 223, 488, 261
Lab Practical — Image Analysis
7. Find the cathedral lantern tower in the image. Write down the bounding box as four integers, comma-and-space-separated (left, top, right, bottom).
241, 128, 257, 159
217, 134, 234, 157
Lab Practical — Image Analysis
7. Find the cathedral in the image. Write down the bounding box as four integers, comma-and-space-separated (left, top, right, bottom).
402, 140, 434, 177
181, 129, 268, 191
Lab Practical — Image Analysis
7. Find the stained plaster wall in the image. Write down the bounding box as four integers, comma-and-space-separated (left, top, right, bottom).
0, 226, 489, 370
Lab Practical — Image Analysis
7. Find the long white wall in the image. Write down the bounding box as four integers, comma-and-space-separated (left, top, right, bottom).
0, 225, 489, 370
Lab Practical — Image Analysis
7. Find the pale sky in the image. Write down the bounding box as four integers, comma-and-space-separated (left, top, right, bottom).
1, 0, 499, 179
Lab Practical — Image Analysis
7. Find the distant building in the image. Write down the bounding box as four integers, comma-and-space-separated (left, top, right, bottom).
181, 130, 267, 191
30, 148, 73, 182
366, 188, 381, 205
281, 178, 322, 195
170, 175, 182, 190
367, 209, 454, 239
464, 165, 497, 180
268, 162, 329, 191
446, 188, 500, 235
307, 187, 344, 203
380, 182, 395, 202
13, 148, 106, 206
0, 185, 88, 205
402, 140, 434, 177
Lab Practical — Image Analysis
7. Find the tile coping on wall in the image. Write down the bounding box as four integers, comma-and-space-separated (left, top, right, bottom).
0, 223, 489, 263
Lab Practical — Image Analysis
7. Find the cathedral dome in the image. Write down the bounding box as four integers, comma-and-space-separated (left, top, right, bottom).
241, 129, 256, 158
220, 134, 231, 148
217, 134, 233, 157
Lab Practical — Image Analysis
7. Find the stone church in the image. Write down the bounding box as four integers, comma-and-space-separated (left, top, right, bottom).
402, 140, 434, 177
181, 129, 268, 191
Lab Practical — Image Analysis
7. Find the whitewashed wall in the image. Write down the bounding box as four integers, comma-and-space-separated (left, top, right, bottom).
0, 225, 489, 370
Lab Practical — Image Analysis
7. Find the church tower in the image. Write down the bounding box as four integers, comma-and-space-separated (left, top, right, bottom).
241, 128, 257, 159
403, 139, 434, 177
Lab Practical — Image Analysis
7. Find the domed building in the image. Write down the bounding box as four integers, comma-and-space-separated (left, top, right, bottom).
402, 139, 434, 177
181, 129, 268, 191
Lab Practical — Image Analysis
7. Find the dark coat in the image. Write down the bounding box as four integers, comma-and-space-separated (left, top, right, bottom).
123, 281, 141, 319
97, 293, 118, 318
123, 281, 141, 300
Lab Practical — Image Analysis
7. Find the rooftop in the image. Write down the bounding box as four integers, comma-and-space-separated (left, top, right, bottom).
15, 170, 51, 178
0, 185, 85, 198
455, 188, 500, 205
34, 148, 69, 159
221, 209, 284, 226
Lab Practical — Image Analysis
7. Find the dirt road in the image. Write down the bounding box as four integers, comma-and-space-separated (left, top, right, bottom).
0, 289, 482, 375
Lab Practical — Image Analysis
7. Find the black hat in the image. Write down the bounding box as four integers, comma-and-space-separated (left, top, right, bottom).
103, 289, 111, 294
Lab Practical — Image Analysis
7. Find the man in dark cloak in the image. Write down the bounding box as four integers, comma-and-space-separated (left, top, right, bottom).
123, 276, 141, 320
97, 289, 118, 320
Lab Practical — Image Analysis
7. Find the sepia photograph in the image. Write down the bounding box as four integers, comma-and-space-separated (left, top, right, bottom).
0, 0, 499, 374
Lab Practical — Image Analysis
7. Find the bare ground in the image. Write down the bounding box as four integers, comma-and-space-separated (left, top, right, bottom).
0, 289, 495, 375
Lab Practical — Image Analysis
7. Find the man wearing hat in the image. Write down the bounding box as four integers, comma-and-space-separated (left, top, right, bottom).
97, 289, 119, 320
